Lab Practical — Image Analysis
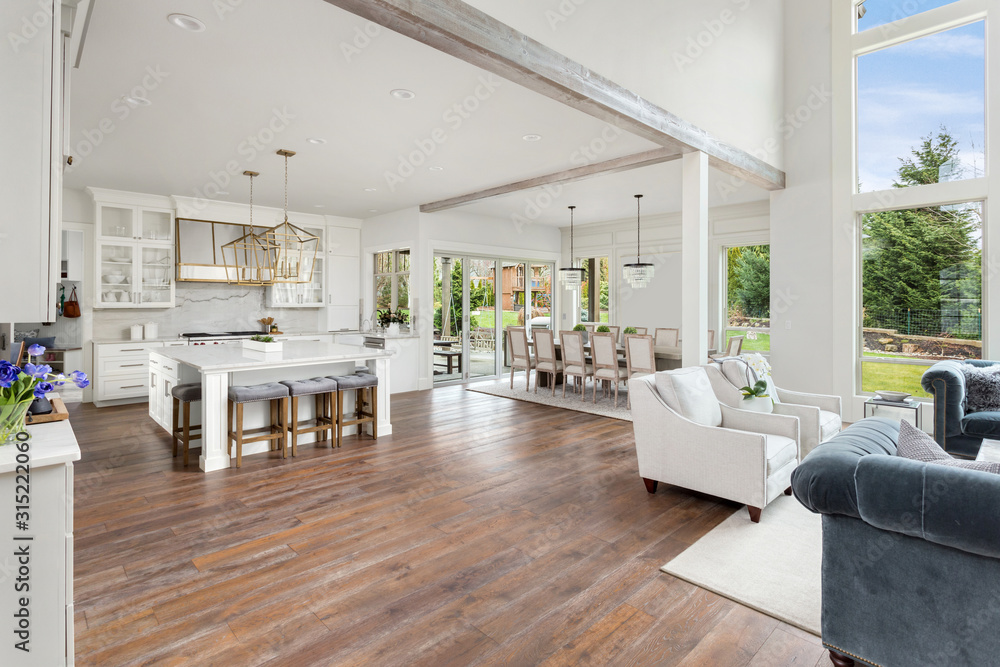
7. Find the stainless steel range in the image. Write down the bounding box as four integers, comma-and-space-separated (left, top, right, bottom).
181, 331, 262, 346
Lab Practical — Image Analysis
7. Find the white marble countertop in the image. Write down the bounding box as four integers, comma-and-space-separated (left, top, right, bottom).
93, 331, 335, 344
150, 340, 391, 372
336, 331, 421, 340
0, 418, 81, 474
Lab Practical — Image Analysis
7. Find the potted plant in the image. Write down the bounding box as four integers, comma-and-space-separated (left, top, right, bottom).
739, 379, 773, 413
572, 323, 588, 344
243, 334, 283, 353
378, 308, 408, 335
623, 327, 638, 335
0, 344, 89, 444
596, 325, 611, 333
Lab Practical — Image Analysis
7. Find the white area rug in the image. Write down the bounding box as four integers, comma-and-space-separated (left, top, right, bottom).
661, 494, 822, 635
466, 376, 632, 421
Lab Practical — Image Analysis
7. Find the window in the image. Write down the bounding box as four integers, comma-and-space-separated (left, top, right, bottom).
724, 245, 770, 355
855, 0, 965, 33
579, 257, 609, 323
851, 1, 989, 398
374, 249, 410, 313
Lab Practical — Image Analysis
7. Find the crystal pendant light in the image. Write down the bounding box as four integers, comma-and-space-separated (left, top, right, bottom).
558, 205, 585, 289
622, 194, 654, 288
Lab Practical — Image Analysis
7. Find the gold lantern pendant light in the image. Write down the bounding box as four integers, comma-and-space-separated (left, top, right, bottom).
266, 149, 319, 284
222, 170, 279, 285
622, 194, 654, 288
558, 205, 585, 289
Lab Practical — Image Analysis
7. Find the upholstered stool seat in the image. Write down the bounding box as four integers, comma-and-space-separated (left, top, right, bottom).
227, 382, 290, 468
328, 372, 378, 443
171, 383, 203, 466
279, 377, 339, 454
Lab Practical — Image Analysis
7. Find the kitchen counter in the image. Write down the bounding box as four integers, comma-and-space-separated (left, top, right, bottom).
151, 341, 392, 472
93, 331, 334, 344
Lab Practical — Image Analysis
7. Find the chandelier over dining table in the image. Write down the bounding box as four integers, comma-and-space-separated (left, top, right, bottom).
622, 194, 654, 288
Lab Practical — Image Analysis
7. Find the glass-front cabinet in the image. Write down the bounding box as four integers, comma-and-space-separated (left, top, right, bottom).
95, 202, 175, 309
267, 225, 325, 308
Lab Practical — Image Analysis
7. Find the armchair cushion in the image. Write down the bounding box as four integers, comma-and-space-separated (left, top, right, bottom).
897, 420, 1000, 474
962, 411, 1000, 439
765, 434, 797, 476
666, 367, 722, 427
819, 410, 842, 442
962, 363, 1000, 413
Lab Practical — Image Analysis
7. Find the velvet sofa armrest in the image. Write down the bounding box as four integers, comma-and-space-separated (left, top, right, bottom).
921, 360, 972, 446
854, 454, 1000, 559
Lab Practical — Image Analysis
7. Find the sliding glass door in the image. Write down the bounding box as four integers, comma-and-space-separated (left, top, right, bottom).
434, 253, 553, 385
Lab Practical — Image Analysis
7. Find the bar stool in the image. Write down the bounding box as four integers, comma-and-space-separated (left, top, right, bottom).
278, 377, 339, 455
171, 383, 202, 466
227, 382, 289, 468
329, 372, 378, 443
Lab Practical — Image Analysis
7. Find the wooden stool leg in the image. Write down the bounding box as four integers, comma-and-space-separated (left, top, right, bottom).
235, 402, 244, 468
289, 396, 298, 458
337, 390, 344, 447
172, 397, 180, 457
182, 401, 192, 466
269, 399, 278, 451
281, 398, 289, 458
372, 386, 378, 440
227, 400, 233, 456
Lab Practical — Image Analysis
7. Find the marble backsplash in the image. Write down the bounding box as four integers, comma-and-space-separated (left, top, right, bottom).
91, 282, 324, 340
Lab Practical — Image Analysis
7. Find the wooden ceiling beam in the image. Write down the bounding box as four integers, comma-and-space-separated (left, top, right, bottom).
323, 0, 785, 191
420, 147, 682, 213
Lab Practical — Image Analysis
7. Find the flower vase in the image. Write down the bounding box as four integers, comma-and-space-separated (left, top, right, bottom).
0, 399, 33, 445
387, 323, 400, 336
742, 396, 773, 414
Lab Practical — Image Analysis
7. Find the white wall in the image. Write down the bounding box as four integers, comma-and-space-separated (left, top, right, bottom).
558, 200, 770, 338
462, 0, 785, 169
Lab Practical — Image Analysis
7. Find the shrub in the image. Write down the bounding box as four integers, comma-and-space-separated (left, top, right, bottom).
572, 324, 587, 332
596, 325, 610, 333
623, 327, 637, 335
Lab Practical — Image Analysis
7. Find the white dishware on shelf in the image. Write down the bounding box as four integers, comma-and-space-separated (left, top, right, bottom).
104, 273, 126, 284
120, 291, 131, 303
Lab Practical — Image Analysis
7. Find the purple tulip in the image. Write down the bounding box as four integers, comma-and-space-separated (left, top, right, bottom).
75, 378, 90, 389
24, 363, 52, 380
27, 344, 45, 357
70, 370, 89, 388
0, 361, 20, 385
33, 382, 54, 398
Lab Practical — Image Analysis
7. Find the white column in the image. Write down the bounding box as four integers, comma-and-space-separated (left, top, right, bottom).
199, 370, 231, 472
373, 356, 393, 435
682, 151, 709, 368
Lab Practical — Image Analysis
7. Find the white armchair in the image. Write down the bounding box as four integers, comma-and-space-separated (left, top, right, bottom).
629, 367, 800, 522
710, 355, 842, 457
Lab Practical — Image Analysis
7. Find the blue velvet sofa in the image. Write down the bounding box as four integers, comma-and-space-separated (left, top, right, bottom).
792, 418, 1000, 667
921, 359, 1000, 459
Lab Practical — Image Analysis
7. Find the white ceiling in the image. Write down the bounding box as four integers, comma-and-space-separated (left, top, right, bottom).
64, 0, 671, 222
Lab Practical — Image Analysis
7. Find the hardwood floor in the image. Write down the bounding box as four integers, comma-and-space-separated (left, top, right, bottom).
70, 386, 829, 666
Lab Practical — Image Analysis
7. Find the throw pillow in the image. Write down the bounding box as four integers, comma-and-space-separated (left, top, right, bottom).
741, 352, 780, 404
897, 420, 1000, 475
668, 367, 722, 427
961, 364, 1000, 413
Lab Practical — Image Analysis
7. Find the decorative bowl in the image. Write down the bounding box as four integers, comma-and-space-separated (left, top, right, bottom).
104, 273, 126, 284
876, 390, 911, 403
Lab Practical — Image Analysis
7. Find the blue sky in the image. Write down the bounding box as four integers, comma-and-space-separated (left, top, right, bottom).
857, 6, 985, 192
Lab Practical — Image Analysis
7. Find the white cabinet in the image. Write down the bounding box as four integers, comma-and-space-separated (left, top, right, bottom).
326, 225, 361, 330
61, 229, 84, 281
94, 203, 175, 308
94, 341, 165, 405
267, 225, 325, 308
149, 355, 181, 432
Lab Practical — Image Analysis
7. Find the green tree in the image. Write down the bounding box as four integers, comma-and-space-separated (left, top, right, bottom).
862, 128, 981, 335
732, 246, 770, 316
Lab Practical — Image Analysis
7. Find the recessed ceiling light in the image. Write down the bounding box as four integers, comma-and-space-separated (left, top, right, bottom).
307, 138, 326, 145
363, 188, 377, 192
313, 204, 325, 208
522, 134, 543, 142
215, 191, 229, 195
389, 89, 416, 100
123, 95, 151, 107
429, 166, 444, 172
369, 209, 379, 213
167, 13, 206, 32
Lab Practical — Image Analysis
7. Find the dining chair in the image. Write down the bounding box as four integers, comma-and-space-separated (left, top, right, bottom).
591, 332, 628, 407
655, 328, 679, 347
532, 329, 561, 395
711, 335, 744, 361
632, 327, 648, 336
507, 327, 533, 390
560, 330, 593, 401
607, 325, 621, 346
624, 334, 656, 409
581, 323, 597, 333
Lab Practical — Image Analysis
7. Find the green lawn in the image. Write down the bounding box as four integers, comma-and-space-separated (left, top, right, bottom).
861, 359, 932, 398
726, 331, 770, 353
472, 310, 524, 330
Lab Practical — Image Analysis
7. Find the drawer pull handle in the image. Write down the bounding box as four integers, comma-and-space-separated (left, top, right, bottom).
121, 363, 143, 368
121, 348, 144, 352
121, 385, 144, 389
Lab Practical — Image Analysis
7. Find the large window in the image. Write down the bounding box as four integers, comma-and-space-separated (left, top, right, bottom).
853, 2, 989, 398
579, 257, 609, 323
724, 245, 771, 355
374, 249, 410, 314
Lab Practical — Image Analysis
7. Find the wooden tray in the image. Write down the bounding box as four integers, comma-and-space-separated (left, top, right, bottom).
25, 396, 69, 425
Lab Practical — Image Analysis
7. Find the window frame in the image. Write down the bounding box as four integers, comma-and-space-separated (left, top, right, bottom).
374, 248, 410, 312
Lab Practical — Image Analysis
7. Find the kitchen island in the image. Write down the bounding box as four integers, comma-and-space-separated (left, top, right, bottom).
149, 341, 392, 472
